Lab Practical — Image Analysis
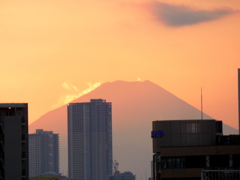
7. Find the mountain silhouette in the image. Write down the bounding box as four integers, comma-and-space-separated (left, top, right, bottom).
29, 80, 238, 179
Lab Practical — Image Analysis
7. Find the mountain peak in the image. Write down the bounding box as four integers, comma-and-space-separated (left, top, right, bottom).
29, 80, 216, 178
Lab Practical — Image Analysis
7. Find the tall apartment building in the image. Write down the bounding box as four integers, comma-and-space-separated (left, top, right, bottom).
0, 103, 29, 180
29, 129, 59, 177
68, 99, 112, 180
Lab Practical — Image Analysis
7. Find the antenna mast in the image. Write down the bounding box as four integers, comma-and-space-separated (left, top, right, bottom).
113, 160, 119, 174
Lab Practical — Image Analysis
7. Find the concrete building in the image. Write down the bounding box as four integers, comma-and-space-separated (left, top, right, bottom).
152, 119, 240, 180
0, 103, 29, 180
29, 129, 59, 177
68, 99, 112, 180
108, 171, 136, 180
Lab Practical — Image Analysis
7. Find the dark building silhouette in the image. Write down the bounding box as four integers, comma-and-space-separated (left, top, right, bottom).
29, 129, 59, 177
68, 99, 112, 180
0, 103, 28, 180
238, 68, 240, 135
152, 120, 240, 180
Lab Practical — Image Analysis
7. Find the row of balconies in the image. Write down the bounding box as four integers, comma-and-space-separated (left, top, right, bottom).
21, 117, 26, 124
0, 118, 4, 180
22, 134, 26, 142
0, 115, 26, 123
0, 115, 28, 179
0, 165, 4, 180
0, 135, 3, 144
0, 144, 4, 180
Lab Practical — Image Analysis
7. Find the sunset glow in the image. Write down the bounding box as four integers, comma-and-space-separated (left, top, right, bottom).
1, 0, 240, 130
51, 81, 101, 108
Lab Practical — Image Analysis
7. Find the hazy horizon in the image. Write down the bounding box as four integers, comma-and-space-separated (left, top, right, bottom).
1, 0, 240, 130
29, 80, 238, 179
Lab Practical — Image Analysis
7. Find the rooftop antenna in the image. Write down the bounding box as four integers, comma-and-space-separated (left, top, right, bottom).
113, 160, 119, 174
201, 87, 203, 120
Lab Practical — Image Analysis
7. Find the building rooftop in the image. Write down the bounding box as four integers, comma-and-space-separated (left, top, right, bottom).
0, 103, 27, 108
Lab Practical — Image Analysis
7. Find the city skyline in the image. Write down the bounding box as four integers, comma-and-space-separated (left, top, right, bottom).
1, 0, 240, 179
0, 0, 239, 131
29, 80, 239, 179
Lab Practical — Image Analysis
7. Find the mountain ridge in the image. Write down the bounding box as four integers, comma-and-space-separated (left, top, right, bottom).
29, 80, 238, 179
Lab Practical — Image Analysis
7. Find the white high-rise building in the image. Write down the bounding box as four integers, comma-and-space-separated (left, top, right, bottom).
68, 99, 112, 180
29, 129, 59, 177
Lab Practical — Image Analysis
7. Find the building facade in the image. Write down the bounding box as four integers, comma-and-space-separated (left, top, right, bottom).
29, 129, 59, 177
68, 99, 112, 180
0, 103, 29, 180
152, 120, 240, 180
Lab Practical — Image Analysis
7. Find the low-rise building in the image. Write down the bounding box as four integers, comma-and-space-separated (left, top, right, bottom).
29, 129, 59, 177
152, 119, 240, 180
108, 171, 136, 180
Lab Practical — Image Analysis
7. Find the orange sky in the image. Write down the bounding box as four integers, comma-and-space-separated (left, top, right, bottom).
1, 0, 240, 129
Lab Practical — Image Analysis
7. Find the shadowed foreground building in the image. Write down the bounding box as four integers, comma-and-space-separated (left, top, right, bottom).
238, 68, 240, 134
152, 120, 240, 180
29, 129, 59, 177
68, 99, 112, 180
0, 103, 29, 180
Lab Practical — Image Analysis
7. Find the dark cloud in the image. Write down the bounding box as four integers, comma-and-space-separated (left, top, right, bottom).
151, 2, 234, 27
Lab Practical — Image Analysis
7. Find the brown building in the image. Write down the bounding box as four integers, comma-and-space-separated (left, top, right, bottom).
152, 120, 240, 180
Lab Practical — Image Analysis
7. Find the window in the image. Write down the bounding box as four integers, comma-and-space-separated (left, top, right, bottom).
186, 123, 199, 133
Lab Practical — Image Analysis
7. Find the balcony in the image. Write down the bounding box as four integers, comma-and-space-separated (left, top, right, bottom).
0, 142, 4, 155
21, 117, 26, 124
0, 169, 4, 180
0, 118, 4, 132
0, 159, 4, 179
21, 134, 26, 142
22, 152, 26, 159
0, 134, 3, 142
22, 169, 26, 177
